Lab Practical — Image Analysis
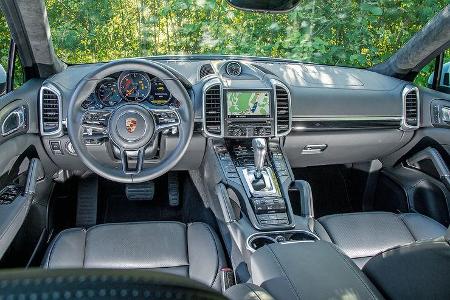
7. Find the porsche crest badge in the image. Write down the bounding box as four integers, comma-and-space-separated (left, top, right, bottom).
125, 117, 137, 133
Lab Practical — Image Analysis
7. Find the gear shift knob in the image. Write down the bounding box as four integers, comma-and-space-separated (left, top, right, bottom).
252, 138, 267, 179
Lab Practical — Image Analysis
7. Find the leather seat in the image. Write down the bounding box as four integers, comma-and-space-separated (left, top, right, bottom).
42, 221, 226, 290
312, 212, 447, 267
362, 227, 450, 299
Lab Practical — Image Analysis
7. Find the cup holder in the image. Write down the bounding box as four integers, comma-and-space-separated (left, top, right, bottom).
249, 236, 277, 250
247, 230, 319, 251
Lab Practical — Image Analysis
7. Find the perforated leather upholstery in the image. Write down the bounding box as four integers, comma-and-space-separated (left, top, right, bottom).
313, 212, 446, 267
42, 221, 226, 290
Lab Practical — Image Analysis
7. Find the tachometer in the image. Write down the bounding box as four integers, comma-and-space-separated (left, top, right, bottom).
118, 72, 151, 102
96, 78, 122, 107
149, 78, 172, 106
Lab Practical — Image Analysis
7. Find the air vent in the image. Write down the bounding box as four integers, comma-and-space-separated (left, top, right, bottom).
275, 84, 291, 135
204, 84, 222, 136
199, 64, 214, 79
402, 86, 419, 129
40, 86, 61, 135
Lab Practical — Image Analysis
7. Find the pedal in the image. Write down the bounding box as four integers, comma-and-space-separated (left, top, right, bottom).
76, 176, 98, 227
168, 172, 179, 207
125, 181, 155, 201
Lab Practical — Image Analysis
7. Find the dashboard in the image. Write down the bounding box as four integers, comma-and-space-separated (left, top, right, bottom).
38, 56, 420, 170
81, 71, 176, 110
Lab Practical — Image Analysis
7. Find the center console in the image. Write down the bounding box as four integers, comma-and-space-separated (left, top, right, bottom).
214, 138, 295, 230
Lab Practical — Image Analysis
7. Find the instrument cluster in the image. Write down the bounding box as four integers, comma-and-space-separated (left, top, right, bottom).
82, 71, 174, 109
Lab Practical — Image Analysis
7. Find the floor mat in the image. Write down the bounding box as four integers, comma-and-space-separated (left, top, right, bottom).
293, 165, 354, 218
98, 175, 182, 223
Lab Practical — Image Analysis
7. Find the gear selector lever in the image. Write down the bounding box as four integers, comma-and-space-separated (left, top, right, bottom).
252, 138, 267, 190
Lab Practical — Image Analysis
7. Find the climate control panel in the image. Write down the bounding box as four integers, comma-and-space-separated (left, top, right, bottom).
226, 120, 273, 137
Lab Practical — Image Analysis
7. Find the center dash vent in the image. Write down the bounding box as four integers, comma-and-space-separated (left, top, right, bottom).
402, 86, 419, 129
199, 64, 214, 79
275, 84, 291, 135
204, 84, 222, 136
40, 86, 61, 134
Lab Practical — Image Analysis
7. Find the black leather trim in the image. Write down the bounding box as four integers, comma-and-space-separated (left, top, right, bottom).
363, 238, 450, 300
42, 221, 226, 290
250, 241, 383, 300
0, 268, 226, 300
225, 283, 275, 300
326, 243, 379, 300
315, 212, 446, 266
265, 245, 302, 299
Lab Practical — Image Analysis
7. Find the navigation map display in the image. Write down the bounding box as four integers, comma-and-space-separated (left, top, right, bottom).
227, 91, 270, 118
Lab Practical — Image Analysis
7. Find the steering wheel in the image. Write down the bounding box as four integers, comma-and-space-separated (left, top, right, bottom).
67, 59, 193, 183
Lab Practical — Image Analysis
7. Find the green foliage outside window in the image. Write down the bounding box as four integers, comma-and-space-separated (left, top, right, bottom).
0, 12, 9, 75
0, 0, 448, 87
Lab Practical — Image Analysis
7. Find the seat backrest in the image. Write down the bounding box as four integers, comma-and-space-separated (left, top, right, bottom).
363, 233, 450, 300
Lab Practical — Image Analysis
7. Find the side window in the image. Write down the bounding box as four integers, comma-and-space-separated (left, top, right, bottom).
0, 10, 24, 95
415, 49, 449, 94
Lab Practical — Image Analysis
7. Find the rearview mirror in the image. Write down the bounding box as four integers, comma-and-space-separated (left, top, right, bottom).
226, 0, 300, 12
0, 64, 6, 95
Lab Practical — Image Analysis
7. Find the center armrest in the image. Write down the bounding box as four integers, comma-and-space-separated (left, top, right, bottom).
250, 241, 383, 300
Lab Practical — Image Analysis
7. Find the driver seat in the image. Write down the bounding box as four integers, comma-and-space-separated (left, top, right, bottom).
42, 221, 226, 291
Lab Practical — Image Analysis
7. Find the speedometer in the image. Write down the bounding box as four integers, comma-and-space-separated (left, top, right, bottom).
96, 78, 122, 107
118, 72, 151, 102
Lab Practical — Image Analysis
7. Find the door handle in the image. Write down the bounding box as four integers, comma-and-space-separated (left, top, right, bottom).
301, 144, 327, 154
1, 106, 26, 136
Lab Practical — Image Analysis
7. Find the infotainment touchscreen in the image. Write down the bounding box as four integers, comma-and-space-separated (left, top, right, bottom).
226, 91, 270, 118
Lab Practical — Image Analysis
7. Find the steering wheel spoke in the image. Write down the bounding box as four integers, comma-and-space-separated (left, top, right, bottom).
120, 148, 145, 175
120, 147, 145, 175
68, 59, 193, 183
152, 108, 181, 133
82, 109, 112, 136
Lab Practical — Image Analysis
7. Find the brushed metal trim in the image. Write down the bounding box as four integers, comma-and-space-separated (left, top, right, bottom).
271, 79, 292, 137
292, 116, 402, 121
202, 78, 223, 138
39, 83, 62, 136
401, 85, 420, 130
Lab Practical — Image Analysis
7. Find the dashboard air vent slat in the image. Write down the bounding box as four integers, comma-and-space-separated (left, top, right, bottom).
403, 87, 419, 129
204, 84, 222, 136
199, 64, 214, 79
41, 87, 61, 134
275, 85, 290, 135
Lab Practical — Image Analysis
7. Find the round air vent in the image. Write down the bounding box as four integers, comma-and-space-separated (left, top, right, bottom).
226, 62, 242, 76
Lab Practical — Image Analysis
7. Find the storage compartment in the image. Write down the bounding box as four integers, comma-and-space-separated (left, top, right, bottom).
247, 230, 318, 251
285, 129, 405, 167
249, 240, 382, 300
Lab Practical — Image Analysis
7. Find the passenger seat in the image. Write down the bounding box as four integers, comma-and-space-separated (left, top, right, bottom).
312, 211, 447, 267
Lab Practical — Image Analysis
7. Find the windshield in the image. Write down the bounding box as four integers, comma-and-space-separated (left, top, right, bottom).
46, 0, 446, 67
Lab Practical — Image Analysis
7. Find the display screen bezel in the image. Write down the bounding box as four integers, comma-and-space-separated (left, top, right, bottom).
225, 89, 272, 119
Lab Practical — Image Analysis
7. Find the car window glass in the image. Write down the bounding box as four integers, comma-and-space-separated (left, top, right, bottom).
0, 10, 24, 92
416, 49, 449, 93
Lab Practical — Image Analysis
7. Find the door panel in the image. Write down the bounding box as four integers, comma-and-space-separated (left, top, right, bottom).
379, 87, 450, 226
0, 79, 56, 266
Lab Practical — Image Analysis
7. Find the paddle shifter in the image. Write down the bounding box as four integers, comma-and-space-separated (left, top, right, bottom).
252, 138, 267, 191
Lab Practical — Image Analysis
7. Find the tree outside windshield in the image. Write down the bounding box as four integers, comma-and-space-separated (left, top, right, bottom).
0, 1, 447, 77
43, 0, 446, 68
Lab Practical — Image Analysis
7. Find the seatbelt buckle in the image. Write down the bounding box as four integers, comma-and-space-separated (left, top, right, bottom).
220, 267, 236, 292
